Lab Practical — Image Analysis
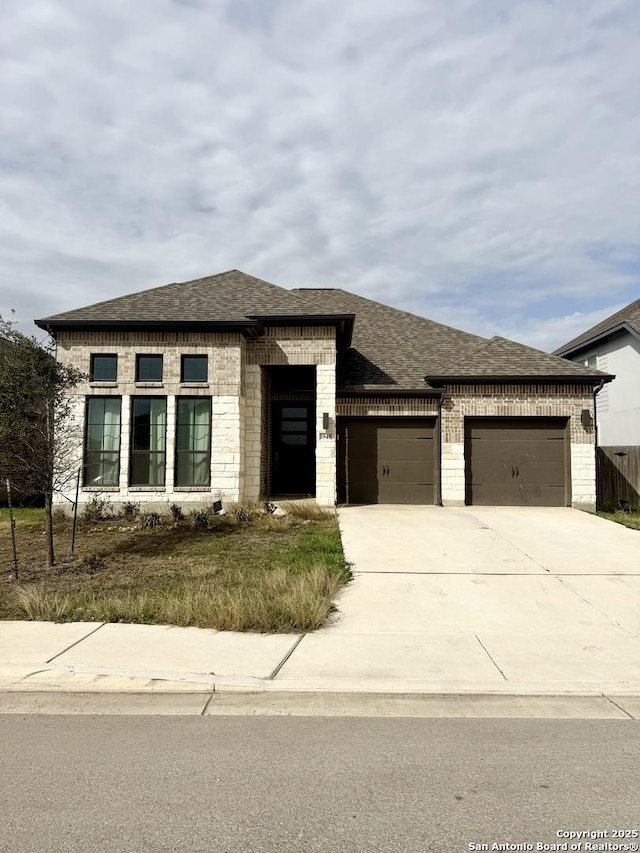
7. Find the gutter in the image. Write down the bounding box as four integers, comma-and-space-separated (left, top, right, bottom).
593, 379, 606, 448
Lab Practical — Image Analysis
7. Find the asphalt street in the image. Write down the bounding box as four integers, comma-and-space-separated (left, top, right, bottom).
1, 716, 639, 853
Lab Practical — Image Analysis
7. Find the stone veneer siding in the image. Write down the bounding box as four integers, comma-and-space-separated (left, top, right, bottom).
440, 384, 596, 511
55, 327, 337, 510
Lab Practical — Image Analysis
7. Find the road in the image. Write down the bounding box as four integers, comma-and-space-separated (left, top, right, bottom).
1, 716, 639, 853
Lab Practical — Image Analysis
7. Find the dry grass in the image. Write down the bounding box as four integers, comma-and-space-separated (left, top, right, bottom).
0, 505, 350, 632
597, 509, 640, 532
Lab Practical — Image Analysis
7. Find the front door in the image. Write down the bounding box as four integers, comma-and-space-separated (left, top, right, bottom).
271, 402, 316, 496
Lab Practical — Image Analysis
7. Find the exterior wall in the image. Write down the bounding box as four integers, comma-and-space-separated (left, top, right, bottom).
336, 397, 439, 417
440, 384, 596, 511
569, 333, 640, 445
57, 326, 337, 510
56, 330, 245, 509
245, 327, 337, 505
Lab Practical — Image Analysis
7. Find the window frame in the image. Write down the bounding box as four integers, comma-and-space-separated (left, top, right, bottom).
175, 396, 212, 487
135, 354, 163, 383
180, 354, 208, 383
83, 396, 122, 487
129, 396, 168, 487
90, 353, 118, 382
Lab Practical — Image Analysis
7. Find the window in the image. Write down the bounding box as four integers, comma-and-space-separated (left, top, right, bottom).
84, 397, 121, 486
90, 354, 117, 382
176, 398, 211, 486
584, 355, 597, 369
136, 354, 163, 382
130, 397, 167, 486
181, 355, 208, 383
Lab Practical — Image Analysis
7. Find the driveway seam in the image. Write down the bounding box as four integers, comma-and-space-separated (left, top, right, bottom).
269, 634, 306, 680
45, 623, 106, 664
475, 635, 508, 681
553, 576, 640, 640
467, 510, 549, 573
604, 695, 635, 719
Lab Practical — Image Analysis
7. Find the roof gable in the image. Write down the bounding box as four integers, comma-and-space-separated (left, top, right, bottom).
554, 297, 640, 356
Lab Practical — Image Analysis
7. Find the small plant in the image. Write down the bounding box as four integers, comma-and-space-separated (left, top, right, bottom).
81, 495, 114, 523
170, 503, 184, 521
187, 509, 210, 529
121, 501, 141, 521
139, 511, 163, 529
77, 554, 106, 574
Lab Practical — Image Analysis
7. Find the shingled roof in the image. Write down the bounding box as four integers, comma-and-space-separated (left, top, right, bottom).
36, 269, 608, 390
554, 297, 640, 356
426, 336, 610, 384
36, 270, 347, 327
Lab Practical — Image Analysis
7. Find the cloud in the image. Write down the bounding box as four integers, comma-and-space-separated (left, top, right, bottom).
0, 0, 638, 351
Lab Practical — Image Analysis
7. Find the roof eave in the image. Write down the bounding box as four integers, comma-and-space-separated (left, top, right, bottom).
554, 322, 640, 357
426, 374, 615, 387
34, 318, 262, 338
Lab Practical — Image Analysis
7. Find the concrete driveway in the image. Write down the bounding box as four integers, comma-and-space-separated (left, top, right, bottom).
276, 506, 640, 692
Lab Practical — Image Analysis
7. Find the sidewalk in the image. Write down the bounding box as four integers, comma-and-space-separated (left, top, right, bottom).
2, 618, 640, 701
2, 506, 640, 711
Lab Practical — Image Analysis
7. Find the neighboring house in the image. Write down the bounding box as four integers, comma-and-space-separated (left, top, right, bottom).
554, 298, 640, 446
35, 270, 610, 512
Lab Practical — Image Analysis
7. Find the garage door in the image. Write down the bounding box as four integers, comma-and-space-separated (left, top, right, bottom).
465, 417, 568, 506
340, 418, 436, 504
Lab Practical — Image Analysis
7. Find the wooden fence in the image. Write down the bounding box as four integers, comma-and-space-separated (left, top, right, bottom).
597, 446, 640, 509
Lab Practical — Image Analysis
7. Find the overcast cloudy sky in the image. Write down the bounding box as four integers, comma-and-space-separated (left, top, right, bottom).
1, 0, 638, 350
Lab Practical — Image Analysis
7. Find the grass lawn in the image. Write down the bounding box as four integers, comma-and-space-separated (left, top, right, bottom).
0, 504, 351, 632
597, 509, 640, 532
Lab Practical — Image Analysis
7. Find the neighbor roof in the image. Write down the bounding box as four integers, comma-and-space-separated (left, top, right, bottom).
36, 269, 608, 391
554, 297, 640, 356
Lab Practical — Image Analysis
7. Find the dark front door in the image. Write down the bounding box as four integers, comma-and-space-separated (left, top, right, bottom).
340, 418, 436, 504
465, 417, 569, 506
271, 402, 316, 496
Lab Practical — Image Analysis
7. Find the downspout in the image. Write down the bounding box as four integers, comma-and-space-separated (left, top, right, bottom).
592, 379, 605, 449
436, 393, 443, 506
593, 379, 605, 511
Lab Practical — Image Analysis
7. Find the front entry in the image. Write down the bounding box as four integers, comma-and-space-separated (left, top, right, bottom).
271, 401, 316, 496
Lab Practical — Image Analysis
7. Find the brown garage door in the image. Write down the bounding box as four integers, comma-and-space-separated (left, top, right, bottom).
340, 418, 436, 504
465, 417, 569, 506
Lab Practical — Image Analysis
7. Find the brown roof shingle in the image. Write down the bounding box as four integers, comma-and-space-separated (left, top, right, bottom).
36, 270, 608, 390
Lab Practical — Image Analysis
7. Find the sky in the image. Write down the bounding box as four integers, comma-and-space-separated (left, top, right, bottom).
1, 0, 639, 351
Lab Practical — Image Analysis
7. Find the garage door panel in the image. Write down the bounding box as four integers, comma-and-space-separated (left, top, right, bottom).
375, 425, 434, 440
471, 483, 566, 507
377, 439, 434, 462
342, 418, 436, 505
465, 417, 568, 507
470, 461, 566, 486
469, 419, 567, 440
378, 482, 434, 504
471, 439, 565, 463
380, 460, 433, 481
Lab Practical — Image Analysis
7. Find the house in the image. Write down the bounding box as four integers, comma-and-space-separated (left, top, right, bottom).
35, 270, 610, 512
554, 298, 640, 446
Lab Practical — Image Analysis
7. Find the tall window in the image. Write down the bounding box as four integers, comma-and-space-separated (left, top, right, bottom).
90, 354, 117, 381
176, 398, 211, 486
84, 397, 121, 486
136, 354, 163, 382
130, 398, 167, 486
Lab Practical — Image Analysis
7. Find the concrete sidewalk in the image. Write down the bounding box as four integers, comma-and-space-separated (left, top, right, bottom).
1, 506, 639, 703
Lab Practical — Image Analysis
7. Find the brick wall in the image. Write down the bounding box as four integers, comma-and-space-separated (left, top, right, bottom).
55, 327, 338, 509
441, 384, 596, 510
